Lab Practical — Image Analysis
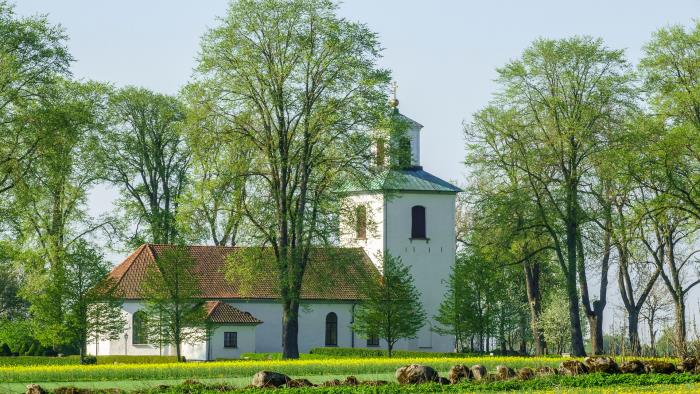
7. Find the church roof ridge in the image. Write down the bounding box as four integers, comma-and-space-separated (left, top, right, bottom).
105, 244, 377, 302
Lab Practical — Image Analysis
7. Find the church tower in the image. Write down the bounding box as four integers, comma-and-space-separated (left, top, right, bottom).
340, 89, 461, 352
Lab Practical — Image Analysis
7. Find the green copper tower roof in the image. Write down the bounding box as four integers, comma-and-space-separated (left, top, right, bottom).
345, 167, 462, 194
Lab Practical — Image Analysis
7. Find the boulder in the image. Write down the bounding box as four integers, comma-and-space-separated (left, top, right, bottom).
584, 356, 619, 374
251, 371, 291, 388
644, 360, 676, 374
343, 376, 359, 386
26, 385, 46, 394
396, 364, 440, 384
678, 357, 698, 373
448, 364, 471, 384
619, 360, 645, 374
322, 379, 342, 387
362, 380, 388, 386
470, 364, 487, 380
52, 388, 90, 394
495, 365, 515, 380
558, 360, 588, 376
517, 367, 535, 380
287, 379, 315, 388
535, 366, 557, 376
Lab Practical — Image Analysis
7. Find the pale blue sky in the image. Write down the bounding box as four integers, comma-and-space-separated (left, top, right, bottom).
13, 0, 700, 337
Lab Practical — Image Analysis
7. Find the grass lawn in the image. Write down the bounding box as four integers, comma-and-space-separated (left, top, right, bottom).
0, 355, 695, 393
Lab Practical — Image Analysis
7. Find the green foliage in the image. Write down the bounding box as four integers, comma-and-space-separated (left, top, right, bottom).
96, 86, 189, 246
0, 0, 72, 198
194, 0, 391, 358
308, 347, 477, 358
0, 355, 179, 366
0, 343, 10, 356
140, 245, 209, 361
352, 254, 426, 357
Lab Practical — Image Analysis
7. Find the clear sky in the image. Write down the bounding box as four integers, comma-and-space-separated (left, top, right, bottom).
13, 0, 700, 338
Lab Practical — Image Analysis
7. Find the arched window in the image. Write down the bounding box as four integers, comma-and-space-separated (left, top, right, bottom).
356, 205, 367, 239
132, 311, 148, 345
325, 312, 338, 346
411, 205, 426, 239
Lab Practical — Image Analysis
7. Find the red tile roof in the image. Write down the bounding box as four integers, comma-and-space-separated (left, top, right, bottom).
204, 301, 262, 324
108, 244, 376, 301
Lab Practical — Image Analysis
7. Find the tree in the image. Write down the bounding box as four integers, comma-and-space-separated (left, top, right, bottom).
140, 245, 208, 362
640, 281, 672, 356
0, 241, 28, 320
10, 80, 108, 350
0, 1, 71, 197
640, 207, 700, 357
352, 254, 426, 357
467, 37, 635, 356
178, 84, 251, 246
96, 87, 189, 245
637, 22, 700, 220
63, 240, 126, 362
194, 0, 390, 358
434, 252, 497, 353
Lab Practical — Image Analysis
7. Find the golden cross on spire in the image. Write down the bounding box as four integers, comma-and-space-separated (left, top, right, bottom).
389, 81, 399, 108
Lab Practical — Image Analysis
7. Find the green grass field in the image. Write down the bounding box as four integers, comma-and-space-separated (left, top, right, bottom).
0, 355, 696, 394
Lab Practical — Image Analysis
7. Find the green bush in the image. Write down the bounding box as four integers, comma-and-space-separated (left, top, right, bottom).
81, 356, 97, 365
96, 355, 179, 364
309, 347, 483, 358
16, 342, 27, 355
0, 355, 179, 366
0, 343, 11, 356
25, 341, 39, 356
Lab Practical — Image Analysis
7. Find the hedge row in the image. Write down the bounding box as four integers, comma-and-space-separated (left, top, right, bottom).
0, 355, 178, 366
308, 347, 488, 359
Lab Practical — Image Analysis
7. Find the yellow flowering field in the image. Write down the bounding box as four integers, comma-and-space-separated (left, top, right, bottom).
0, 356, 535, 382
0, 356, 676, 383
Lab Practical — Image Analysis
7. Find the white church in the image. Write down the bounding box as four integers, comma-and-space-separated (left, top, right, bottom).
91, 101, 461, 360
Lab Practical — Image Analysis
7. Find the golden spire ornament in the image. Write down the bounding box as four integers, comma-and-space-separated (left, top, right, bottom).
389, 81, 399, 108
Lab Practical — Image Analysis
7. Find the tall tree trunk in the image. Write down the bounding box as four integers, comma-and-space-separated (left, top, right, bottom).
648, 315, 656, 356
524, 262, 545, 355
566, 186, 586, 356
282, 300, 300, 359
628, 309, 641, 355
673, 296, 686, 357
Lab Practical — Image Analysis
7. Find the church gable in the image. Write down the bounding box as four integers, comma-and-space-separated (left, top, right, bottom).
107, 244, 377, 301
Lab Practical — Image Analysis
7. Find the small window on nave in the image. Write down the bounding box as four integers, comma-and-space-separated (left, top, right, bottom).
132, 311, 148, 345
325, 312, 338, 346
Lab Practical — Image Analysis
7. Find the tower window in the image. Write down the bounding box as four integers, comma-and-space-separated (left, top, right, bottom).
325, 312, 338, 346
132, 311, 148, 345
411, 205, 426, 239
398, 137, 411, 168
356, 205, 367, 239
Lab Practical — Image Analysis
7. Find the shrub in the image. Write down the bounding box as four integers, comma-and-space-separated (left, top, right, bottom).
81, 356, 97, 365
0, 355, 179, 366
309, 347, 483, 358
96, 355, 179, 364
0, 343, 11, 356
25, 342, 39, 356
